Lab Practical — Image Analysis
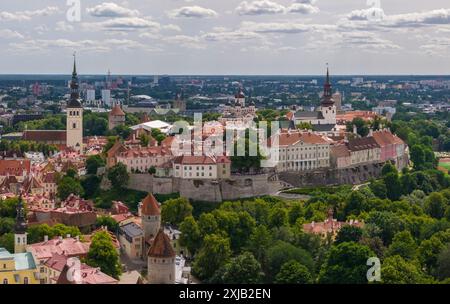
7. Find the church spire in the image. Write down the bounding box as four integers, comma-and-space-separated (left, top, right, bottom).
320, 64, 334, 106
68, 53, 82, 108
72, 52, 77, 77
14, 194, 27, 234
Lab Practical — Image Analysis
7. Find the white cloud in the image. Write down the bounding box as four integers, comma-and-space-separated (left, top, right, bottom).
240, 21, 335, 34
87, 2, 140, 18
168, 6, 218, 18
162, 24, 182, 32
287, 3, 319, 15
0, 6, 60, 21
202, 30, 264, 42
0, 29, 24, 39
164, 35, 205, 49
83, 17, 161, 32
9, 38, 157, 53
55, 21, 74, 32
236, 1, 286, 16
346, 8, 450, 29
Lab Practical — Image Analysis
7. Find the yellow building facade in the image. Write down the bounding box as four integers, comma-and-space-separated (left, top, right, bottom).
0, 248, 39, 284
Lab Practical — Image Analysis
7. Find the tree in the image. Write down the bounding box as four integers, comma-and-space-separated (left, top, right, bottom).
0, 233, 14, 252
369, 180, 387, 199
85, 231, 121, 279
0, 217, 14, 234
335, 226, 363, 244
366, 211, 405, 245
436, 245, 450, 281
214, 252, 264, 284
318, 242, 374, 284
161, 197, 193, 226
346, 117, 369, 137
386, 231, 417, 261
246, 225, 272, 266
381, 255, 433, 284
148, 166, 156, 175
275, 260, 313, 284
96, 216, 119, 232
107, 163, 129, 190
381, 162, 398, 177
424, 192, 446, 219
288, 202, 304, 225
198, 213, 219, 237
192, 234, 232, 280
267, 241, 314, 281
268, 207, 288, 228
179, 216, 202, 255
344, 191, 367, 216
86, 155, 105, 175
81, 175, 101, 198
57, 176, 84, 200
384, 172, 402, 201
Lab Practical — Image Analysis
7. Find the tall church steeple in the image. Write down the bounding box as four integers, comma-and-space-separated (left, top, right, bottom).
14, 195, 28, 253
68, 53, 82, 108
321, 64, 334, 107
66, 53, 84, 153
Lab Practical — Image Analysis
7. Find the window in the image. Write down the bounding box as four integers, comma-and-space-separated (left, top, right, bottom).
24, 277, 29, 284
72, 123, 76, 129
3, 279, 7, 284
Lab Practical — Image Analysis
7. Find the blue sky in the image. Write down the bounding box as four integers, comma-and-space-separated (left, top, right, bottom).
0, 0, 449, 74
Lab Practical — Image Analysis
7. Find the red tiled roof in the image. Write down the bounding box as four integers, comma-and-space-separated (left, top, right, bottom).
348, 137, 380, 152
372, 130, 405, 147
109, 105, 126, 116
173, 155, 230, 165
141, 193, 160, 216
331, 144, 350, 157
0, 159, 31, 176
147, 229, 176, 258
270, 130, 329, 147
23, 130, 66, 142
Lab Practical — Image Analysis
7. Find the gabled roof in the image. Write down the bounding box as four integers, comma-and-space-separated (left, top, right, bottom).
147, 229, 176, 258
141, 193, 160, 216
348, 136, 380, 152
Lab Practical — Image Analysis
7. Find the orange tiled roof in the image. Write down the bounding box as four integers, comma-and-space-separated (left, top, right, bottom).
141, 193, 160, 216
147, 229, 176, 258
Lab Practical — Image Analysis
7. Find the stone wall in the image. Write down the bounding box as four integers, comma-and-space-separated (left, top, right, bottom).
278, 161, 387, 188
126, 174, 154, 193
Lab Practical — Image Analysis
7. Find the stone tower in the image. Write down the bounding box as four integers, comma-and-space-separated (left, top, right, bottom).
147, 229, 176, 284
108, 104, 126, 130
66, 54, 84, 153
14, 195, 28, 254
141, 193, 161, 242
318, 66, 337, 125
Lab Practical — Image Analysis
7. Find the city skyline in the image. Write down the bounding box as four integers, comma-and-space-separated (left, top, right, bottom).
0, 0, 450, 75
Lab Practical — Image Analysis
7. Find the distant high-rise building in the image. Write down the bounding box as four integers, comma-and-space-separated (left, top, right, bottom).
86, 89, 96, 104
101, 89, 111, 107
333, 91, 342, 111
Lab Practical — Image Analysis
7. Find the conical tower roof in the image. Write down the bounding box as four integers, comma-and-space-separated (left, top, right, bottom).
141, 193, 160, 216
147, 229, 175, 258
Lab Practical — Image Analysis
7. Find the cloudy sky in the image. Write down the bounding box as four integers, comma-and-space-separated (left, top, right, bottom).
1, 0, 449, 75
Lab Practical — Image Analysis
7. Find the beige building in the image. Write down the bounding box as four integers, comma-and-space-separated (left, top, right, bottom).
271, 130, 331, 172
173, 155, 231, 179
348, 137, 381, 165
118, 221, 144, 260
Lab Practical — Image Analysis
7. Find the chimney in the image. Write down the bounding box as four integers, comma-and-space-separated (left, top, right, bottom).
353, 124, 357, 135
59, 236, 63, 241
66, 234, 71, 238
44, 235, 48, 242
369, 128, 373, 137
76, 235, 80, 241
